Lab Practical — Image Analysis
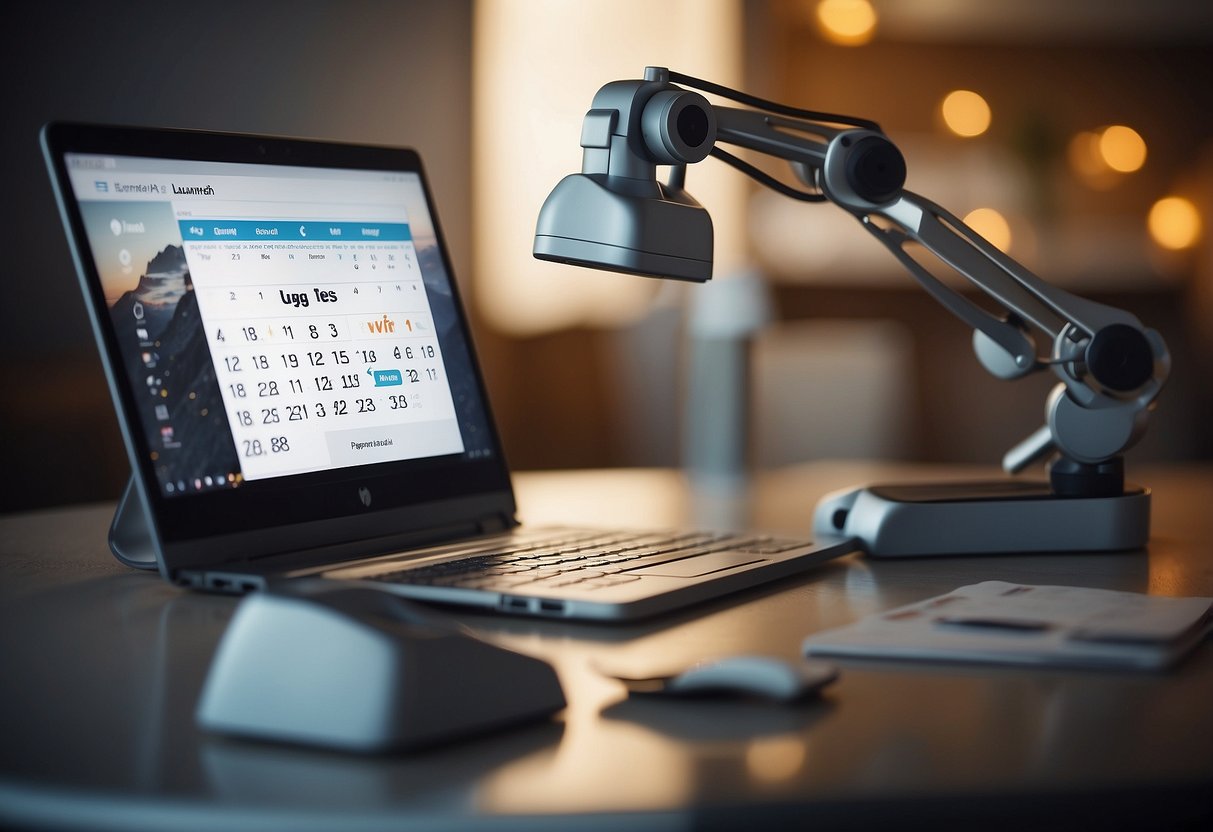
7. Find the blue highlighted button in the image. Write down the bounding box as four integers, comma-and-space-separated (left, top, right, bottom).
370, 368, 402, 387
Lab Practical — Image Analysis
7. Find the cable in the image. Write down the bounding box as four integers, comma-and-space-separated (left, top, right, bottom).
669, 70, 882, 133
709, 147, 827, 202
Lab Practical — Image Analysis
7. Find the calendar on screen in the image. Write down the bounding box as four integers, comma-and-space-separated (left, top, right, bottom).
185, 220, 463, 481
67, 156, 491, 498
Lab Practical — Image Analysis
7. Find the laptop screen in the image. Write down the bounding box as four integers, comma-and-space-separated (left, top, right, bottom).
45, 125, 511, 550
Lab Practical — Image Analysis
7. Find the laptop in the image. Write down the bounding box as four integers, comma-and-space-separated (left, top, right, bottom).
42, 122, 854, 621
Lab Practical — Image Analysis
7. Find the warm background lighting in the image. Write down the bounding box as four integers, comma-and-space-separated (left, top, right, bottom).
963, 207, 1012, 253
1099, 124, 1147, 173
941, 90, 991, 138
815, 0, 878, 46
1068, 126, 1148, 187
473, 0, 746, 336
1148, 196, 1202, 250
1068, 130, 1111, 182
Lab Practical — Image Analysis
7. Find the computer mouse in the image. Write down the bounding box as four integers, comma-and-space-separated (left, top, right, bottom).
608, 655, 838, 703
196, 585, 566, 752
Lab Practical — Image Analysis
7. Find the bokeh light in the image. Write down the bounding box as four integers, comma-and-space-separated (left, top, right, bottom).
816, 0, 877, 46
964, 207, 1012, 253
941, 90, 991, 138
1098, 125, 1147, 173
1148, 196, 1202, 250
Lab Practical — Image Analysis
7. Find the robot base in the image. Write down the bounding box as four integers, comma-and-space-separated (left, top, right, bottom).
813, 480, 1150, 557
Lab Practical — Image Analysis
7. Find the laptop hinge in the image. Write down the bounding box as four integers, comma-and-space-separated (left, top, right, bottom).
174, 513, 521, 591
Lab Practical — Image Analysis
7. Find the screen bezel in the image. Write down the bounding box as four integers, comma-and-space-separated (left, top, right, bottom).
42, 122, 515, 573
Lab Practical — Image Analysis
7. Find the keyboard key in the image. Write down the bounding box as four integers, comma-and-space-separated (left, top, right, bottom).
363, 528, 814, 596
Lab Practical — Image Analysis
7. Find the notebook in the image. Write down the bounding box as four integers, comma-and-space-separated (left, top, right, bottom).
42, 122, 854, 621
803, 581, 1213, 671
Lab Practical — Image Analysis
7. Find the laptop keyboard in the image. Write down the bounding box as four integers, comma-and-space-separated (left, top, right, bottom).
366, 530, 808, 593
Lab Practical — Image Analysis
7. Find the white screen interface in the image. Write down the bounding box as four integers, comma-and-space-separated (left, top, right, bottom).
66, 154, 483, 497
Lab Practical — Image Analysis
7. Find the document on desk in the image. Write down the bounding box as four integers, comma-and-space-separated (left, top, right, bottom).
803, 581, 1213, 671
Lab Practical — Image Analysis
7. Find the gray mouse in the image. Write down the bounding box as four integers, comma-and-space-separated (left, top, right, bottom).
196, 585, 565, 752
606, 655, 839, 703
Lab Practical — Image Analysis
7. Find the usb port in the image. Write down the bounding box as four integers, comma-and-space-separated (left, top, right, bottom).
538, 600, 565, 615
205, 574, 261, 593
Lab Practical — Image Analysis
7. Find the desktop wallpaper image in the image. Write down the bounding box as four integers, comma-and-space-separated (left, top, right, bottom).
79, 200, 239, 494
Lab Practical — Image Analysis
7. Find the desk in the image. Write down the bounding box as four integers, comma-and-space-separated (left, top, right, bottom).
2, 462, 1211, 830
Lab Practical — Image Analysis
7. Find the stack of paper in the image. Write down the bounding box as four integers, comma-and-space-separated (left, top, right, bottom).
803, 581, 1213, 671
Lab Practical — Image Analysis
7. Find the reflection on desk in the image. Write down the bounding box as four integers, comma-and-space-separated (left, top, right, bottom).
1, 462, 1211, 830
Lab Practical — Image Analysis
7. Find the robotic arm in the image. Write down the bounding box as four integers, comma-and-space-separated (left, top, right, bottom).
534, 67, 1169, 499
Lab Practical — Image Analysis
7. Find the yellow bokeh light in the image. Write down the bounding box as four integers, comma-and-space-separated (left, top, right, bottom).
1099, 125, 1147, 173
1148, 196, 1202, 250
964, 207, 1012, 253
816, 0, 877, 46
941, 90, 991, 138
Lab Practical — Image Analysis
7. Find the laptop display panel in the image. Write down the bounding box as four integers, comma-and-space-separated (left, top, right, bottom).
42, 124, 513, 574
